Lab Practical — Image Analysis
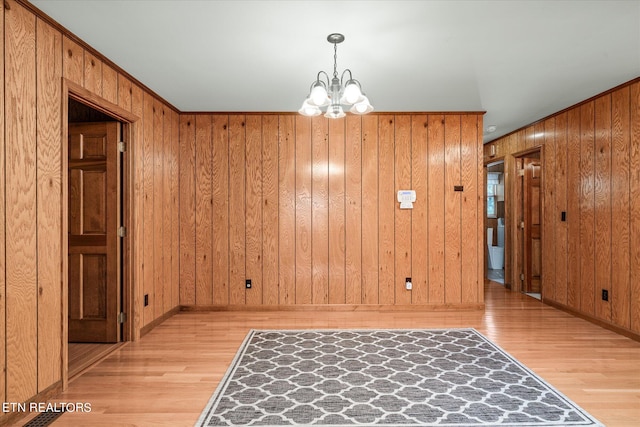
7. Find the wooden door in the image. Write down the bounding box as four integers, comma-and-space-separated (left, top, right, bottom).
68, 122, 121, 343
524, 158, 542, 293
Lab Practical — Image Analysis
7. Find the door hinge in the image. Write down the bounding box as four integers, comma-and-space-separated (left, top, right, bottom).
518, 168, 525, 177
520, 221, 525, 229
520, 273, 525, 281
118, 141, 126, 153
118, 312, 127, 324
118, 226, 127, 237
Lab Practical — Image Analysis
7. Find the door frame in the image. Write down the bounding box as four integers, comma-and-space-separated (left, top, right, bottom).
61, 79, 139, 390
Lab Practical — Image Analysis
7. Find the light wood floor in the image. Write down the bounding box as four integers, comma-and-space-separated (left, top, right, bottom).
23, 281, 640, 426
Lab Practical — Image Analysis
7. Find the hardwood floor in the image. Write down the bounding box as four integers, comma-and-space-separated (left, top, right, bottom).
21, 281, 640, 426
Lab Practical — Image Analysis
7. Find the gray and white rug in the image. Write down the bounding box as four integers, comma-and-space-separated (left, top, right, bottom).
196, 329, 602, 426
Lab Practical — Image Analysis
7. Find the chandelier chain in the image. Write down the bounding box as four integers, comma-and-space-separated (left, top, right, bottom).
333, 42, 338, 78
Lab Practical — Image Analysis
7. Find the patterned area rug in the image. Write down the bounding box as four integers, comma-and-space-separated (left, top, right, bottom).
196, 329, 602, 426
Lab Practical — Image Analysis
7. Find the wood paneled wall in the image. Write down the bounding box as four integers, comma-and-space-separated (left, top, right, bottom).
179, 113, 485, 308
1, 0, 178, 414
484, 78, 640, 337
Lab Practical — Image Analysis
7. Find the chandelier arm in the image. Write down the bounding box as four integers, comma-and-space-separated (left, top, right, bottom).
340, 69, 355, 86
316, 70, 331, 87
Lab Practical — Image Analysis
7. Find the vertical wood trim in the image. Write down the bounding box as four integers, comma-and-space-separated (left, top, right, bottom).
62, 35, 82, 86
579, 101, 595, 316
162, 108, 173, 312
5, 0, 37, 401
195, 115, 213, 305
295, 116, 312, 304
361, 115, 379, 304
554, 112, 568, 305
394, 115, 412, 305
345, 115, 362, 305
0, 0, 5, 404
444, 115, 462, 303
378, 115, 395, 304
611, 87, 630, 329
262, 115, 279, 305
36, 17, 62, 391
411, 115, 428, 304
178, 115, 196, 305
460, 115, 478, 303
152, 101, 164, 319
212, 115, 230, 305
629, 82, 640, 333
328, 119, 346, 304
311, 117, 328, 304
245, 115, 263, 305
427, 115, 445, 303
566, 108, 581, 309
131, 84, 144, 338
594, 95, 612, 321
542, 117, 556, 302
228, 115, 246, 305
278, 115, 296, 304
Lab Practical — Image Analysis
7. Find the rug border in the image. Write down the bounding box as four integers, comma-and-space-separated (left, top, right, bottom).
195, 328, 603, 427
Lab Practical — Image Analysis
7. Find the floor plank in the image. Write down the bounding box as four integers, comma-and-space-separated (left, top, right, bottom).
19, 281, 640, 426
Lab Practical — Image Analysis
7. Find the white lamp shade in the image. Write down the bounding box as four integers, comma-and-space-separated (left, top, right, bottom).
298, 99, 322, 117
308, 83, 330, 107
324, 104, 346, 119
350, 95, 373, 115
340, 80, 364, 105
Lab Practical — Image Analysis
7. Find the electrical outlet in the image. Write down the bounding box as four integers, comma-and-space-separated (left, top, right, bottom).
602, 289, 608, 301
405, 278, 412, 291
246, 279, 252, 289
144, 294, 149, 306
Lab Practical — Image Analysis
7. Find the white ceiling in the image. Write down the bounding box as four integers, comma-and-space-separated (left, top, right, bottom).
31, 0, 640, 142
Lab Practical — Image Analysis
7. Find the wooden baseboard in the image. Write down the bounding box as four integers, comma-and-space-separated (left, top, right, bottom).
140, 306, 181, 337
544, 298, 640, 342
180, 303, 485, 312
0, 381, 62, 427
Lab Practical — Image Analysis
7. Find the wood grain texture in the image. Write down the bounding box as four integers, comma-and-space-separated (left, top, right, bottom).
131, 84, 144, 338
83, 51, 102, 96
0, 1, 5, 405
163, 108, 173, 312
295, 116, 312, 304
228, 115, 246, 305
345, 115, 362, 305
328, 119, 346, 304
394, 115, 412, 305
101, 63, 118, 104
579, 101, 595, 316
312, 117, 329, 304
153, 100, 164, 319
594, 95, 612, 322
428, 115, 445, 303
361, 115, 379, 304
245, 115, 263, 305
460, 115, 479, 303
262, 115, 279, 305
542, 118, 556, 302
444, 115, 462, 303
62, 35, 83, 86
611, 87, 630, 329
554, 112, 568, 305
171, 111, 180, 309
411, 115, 428, 304
278, 115, 296, 304
212, 115, 230, 306
117, 75, 132, 112
142, 96, 155, 322
566, 108, 581, 310
195, 115, 213, 305
36, 17, 62, 391
179, 115, 196, 305
5, 0, 38, 401
378, 116, 395, 304
630, 82, 640, 334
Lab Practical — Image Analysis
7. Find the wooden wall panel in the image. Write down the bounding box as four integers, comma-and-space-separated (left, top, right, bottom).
461, 115, 479, 303
62, 35, 83, 85
0, 1, 5, 405
295, 116, 312, 304
611, 87, 630, 329
142, 95, 155, 322
212, 115, 230, 305
195, 115, 213, 305
394, 115, 412, 305
579, 101, 595, 316
245, 115, 263, 305
361, 115, 379, 304
83, 51, 102, 95
542, 117, 556, 301
152, 100, 164, 317
328, 119, 346, 304
179, 115, 196, 305
228, 115, 246, 305
5, 0, 37, 401
131, 84, 144, 335
171, 111, 180, 309
594, 95, 612, 321
428, 115, 445, 303
411, 115, 428, 304
345, 115, 362, 304
630, 82, 640, 334
102, 64, 118, 104
554, 112, 568, 305
36, 17, 62, 391
312, 117, 329, 304
117, 75, 132, 112
378, 116, 395, 304
444, 115, 462, 303
262, 116, 279, 305
162, 108, 173, 312
566, 108, 581, 309
278, 115, 296, 304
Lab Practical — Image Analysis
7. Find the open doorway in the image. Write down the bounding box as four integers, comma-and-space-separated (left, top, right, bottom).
485, 161, 505, 284
62, 81, 137, 386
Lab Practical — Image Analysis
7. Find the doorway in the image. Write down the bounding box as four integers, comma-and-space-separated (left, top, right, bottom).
515, 150, 542, 299
485, 161, 505, 285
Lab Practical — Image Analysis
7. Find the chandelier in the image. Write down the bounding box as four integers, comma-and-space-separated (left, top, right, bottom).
298, 33, 373, 119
